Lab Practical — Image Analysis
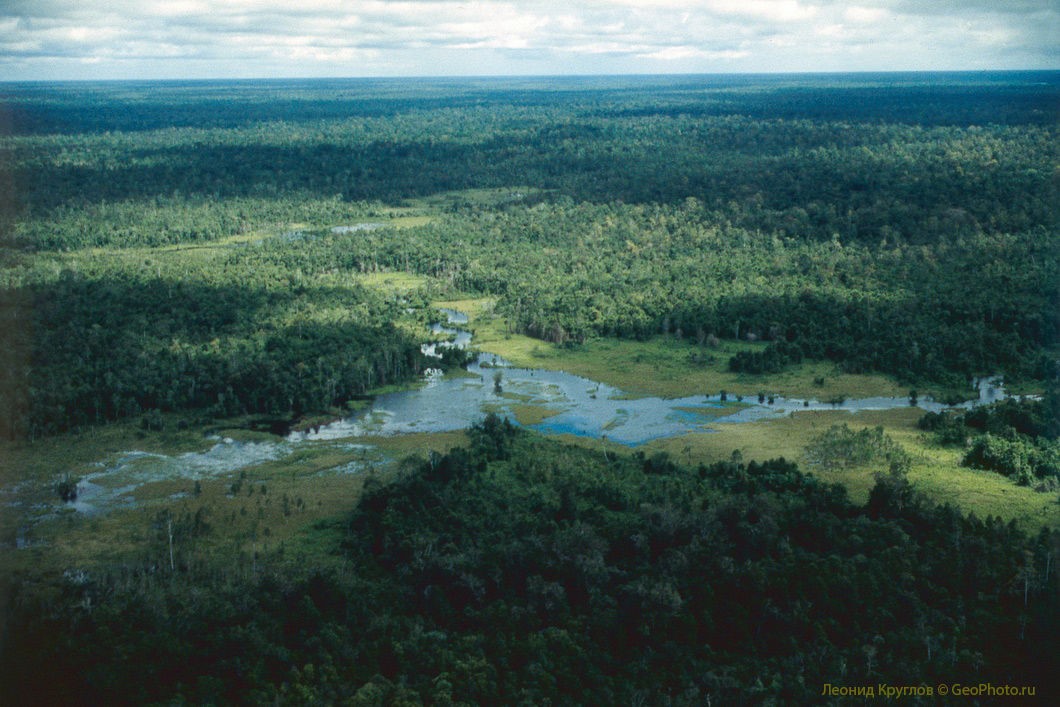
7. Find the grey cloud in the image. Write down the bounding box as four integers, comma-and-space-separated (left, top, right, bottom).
0, 0, 1055, 79
891, 0, 1054, 16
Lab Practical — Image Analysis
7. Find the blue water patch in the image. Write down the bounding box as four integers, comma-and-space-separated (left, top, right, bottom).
35, 305, 1026, 518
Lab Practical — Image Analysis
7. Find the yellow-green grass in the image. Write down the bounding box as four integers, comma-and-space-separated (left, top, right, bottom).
0, 414, 217, 488
6, 461, 373, 577
54, 215, 435, 274
0, 420, 206, 569
1, 427, 473, 585
510, 404, 565, 426
672, 403, 753, 422
643, 407, 1059, 532
216, 227, 296, 246
361, 270, 431, 293
67, 224, 287, 261
381, 215, 435, 228
436, 296, 907, 400
357, 430, 469, 458
432, 296, 496, 319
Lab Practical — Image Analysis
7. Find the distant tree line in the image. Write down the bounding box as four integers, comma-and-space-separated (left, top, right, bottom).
1, 75, 1056, 437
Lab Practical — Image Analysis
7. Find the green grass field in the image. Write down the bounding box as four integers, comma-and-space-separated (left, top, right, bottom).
434, 296, 910, 400
0, 416, 468, 580
428, 292, 1057, 531
644, 407, 1060, 532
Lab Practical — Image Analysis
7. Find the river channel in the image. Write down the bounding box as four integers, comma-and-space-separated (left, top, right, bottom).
39, 309, 1018, 516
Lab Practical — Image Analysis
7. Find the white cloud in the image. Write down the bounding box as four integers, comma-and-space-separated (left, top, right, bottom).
706, 0, 819, 23
0, 0, 1055, 79
843, 6, 888, 24
639, 46, 749, 61
814, 24, 845, 39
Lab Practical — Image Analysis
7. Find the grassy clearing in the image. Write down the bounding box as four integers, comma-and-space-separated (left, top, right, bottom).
510, 405, 564, 426
424, 293, 1056, 531
0, 416, 215, 489
10, 461, 372, 575
0, 419, 204, 591
361, 270, 430, 293
0, 427, 474, 600
672, 402, 753, 421
438, 296, 907, 400
643, 407, 1059, 532
357, 430, 469, 459
380, 215, 436, 228
432, 296, 496, 319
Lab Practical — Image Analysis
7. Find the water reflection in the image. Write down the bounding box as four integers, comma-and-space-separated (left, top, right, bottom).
43, 308, 1026, 516
300, 357, 1014, 447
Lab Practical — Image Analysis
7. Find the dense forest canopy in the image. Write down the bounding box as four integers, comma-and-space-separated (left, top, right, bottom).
1, 73, 1057, 437
2, 424, 1056, 704
1, 74, 1058, 703
3, 72, 1057, 136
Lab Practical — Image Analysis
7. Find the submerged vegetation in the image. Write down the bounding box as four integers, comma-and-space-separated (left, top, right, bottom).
1, 73, 1058, 701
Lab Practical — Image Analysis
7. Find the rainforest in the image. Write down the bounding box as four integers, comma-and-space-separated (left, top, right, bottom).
1, 72, 1058, 704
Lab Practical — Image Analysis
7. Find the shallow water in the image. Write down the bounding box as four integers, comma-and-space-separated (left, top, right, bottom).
33, 309, 1023, 516
66, 440, 287, 515
421, 309, 472, 358
299, 356, 1012, 447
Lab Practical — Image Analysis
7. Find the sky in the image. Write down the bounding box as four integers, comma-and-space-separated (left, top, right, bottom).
0, 0, 1057, 81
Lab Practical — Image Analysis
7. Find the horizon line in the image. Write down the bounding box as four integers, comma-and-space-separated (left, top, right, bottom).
3, 67, 1059, 86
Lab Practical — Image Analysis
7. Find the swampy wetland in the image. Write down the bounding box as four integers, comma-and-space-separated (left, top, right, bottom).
1, 74, 1057, 703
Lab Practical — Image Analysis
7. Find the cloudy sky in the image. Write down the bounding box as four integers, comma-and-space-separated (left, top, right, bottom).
1, 1, 1056, 80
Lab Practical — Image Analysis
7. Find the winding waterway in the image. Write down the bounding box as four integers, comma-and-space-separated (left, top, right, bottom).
337, 309, 1012, 445
35, 309, 1021, 516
